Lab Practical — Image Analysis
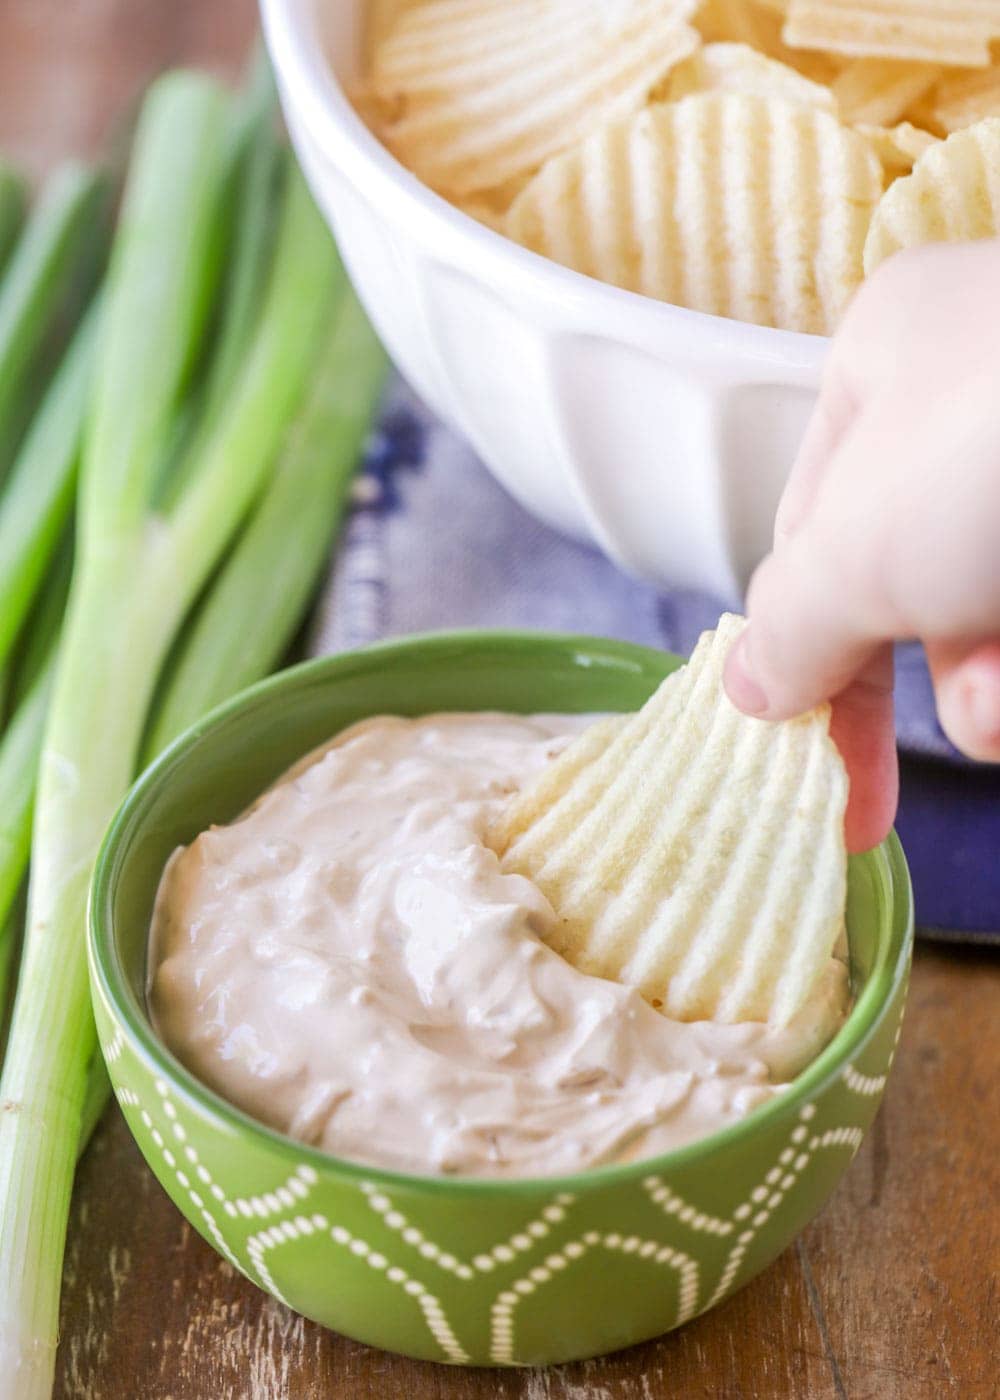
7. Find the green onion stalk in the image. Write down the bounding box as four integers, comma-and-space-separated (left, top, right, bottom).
150, 52, 282, 510
0, 52, 274, 1027
0, 164, 106, 477
146, 288, 387, 755
0, 553, 70, 1016
0, 306, 98, 675
0, 71, 341, 1395
0, 548, 70, 894
0, 911, 22, 1051
0, 166, 27, 278
198, 52, 282, 428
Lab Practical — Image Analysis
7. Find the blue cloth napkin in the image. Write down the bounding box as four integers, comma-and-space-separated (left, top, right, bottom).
312, 378, 1000, 939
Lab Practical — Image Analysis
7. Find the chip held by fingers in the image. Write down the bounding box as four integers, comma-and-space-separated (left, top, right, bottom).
491, 615, 849, 1030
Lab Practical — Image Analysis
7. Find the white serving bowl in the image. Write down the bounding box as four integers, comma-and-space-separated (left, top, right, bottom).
262, 0, 831, 599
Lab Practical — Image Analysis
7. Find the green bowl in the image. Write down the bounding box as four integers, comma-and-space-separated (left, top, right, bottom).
88, 631, 913, 1367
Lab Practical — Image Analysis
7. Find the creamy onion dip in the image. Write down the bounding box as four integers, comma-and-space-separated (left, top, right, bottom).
149, 713, 849, 1178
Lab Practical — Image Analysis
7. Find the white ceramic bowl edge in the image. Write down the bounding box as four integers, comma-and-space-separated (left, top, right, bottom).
262, 0, 831, 599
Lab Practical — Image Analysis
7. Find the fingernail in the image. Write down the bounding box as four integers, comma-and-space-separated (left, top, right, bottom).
726, 633, 769, 716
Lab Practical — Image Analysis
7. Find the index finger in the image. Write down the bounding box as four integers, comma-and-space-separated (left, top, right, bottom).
724, 503, 892, 722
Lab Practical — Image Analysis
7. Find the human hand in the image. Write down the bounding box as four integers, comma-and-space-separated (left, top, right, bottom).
724, 238, 1000, 853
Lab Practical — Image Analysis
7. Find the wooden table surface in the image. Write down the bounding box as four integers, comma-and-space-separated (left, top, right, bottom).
3, 4, 999, 1396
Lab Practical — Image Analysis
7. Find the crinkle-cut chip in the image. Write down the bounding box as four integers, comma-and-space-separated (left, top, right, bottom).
697, 0, 787, 45
901, 94, 948, 136
832, 58, 939, 125
696, 0, 841, 79
667, 41, 837, 110
783, 0, 1000, 68
451, 174, 528, 229
369, 0, 701, 197
454, 197, 507, 232
856, 119, 939, 175
505, 93, 882, 334
900, 95, 948, 136
490, 715, 628, 854
863, 116, 1000, 270
928, 66, 1000, 132
350, 82, 385, 132
493, 615, 849, 1028
367, 0, 428, 56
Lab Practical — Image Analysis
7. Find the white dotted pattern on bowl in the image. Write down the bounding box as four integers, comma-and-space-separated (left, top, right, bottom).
103, 1013, 903, 1366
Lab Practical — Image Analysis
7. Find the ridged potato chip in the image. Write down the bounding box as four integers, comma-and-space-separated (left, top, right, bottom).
863, 116, 1000, 270
697, 0, 841, 80
783, 0, 1000, 68
367, 0, 426, 55
492, 615, 849, 1028
451, 176, 526, 231
505, 93, 883, 334
832, 57, 939, 124
454, 198, 507, 232
369, 0, 701, 198
900, 95, 946, 137
928, 67, 1000, 133
491, 715, 628, 854
697, 0, 792, 47
857, 119, 939, 175
667, 41, 837, 110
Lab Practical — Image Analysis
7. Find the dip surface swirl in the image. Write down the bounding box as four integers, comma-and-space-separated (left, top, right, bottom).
149, 713, 848, 1178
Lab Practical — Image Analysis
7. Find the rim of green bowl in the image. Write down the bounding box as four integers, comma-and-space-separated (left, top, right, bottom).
89, 629, 914, 1197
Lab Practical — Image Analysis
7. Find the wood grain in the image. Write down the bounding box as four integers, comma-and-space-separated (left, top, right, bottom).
0, 0, 257, 178
2, 3, 998, 1396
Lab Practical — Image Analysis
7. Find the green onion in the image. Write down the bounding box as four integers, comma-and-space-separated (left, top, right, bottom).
8, 541, 73, 712
147, 288, 385, 755
0, 909, 21, 1044
75, 1060, 110, 1166
200, 58, 282, 425
0, 70, 341, 1394
0, 662, 53, 1011
0, 166, 27, 278
0, 549, 69, 1019
150, 60, 281, 512
0, 75, 229, 1391
0, 164, 106, 476
0, 306, 98, 675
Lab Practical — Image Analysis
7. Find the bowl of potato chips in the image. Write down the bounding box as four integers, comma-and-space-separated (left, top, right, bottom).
263, 0, 1000, 596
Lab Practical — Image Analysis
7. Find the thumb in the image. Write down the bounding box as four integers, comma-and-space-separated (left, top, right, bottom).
723, 520, 888, 722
